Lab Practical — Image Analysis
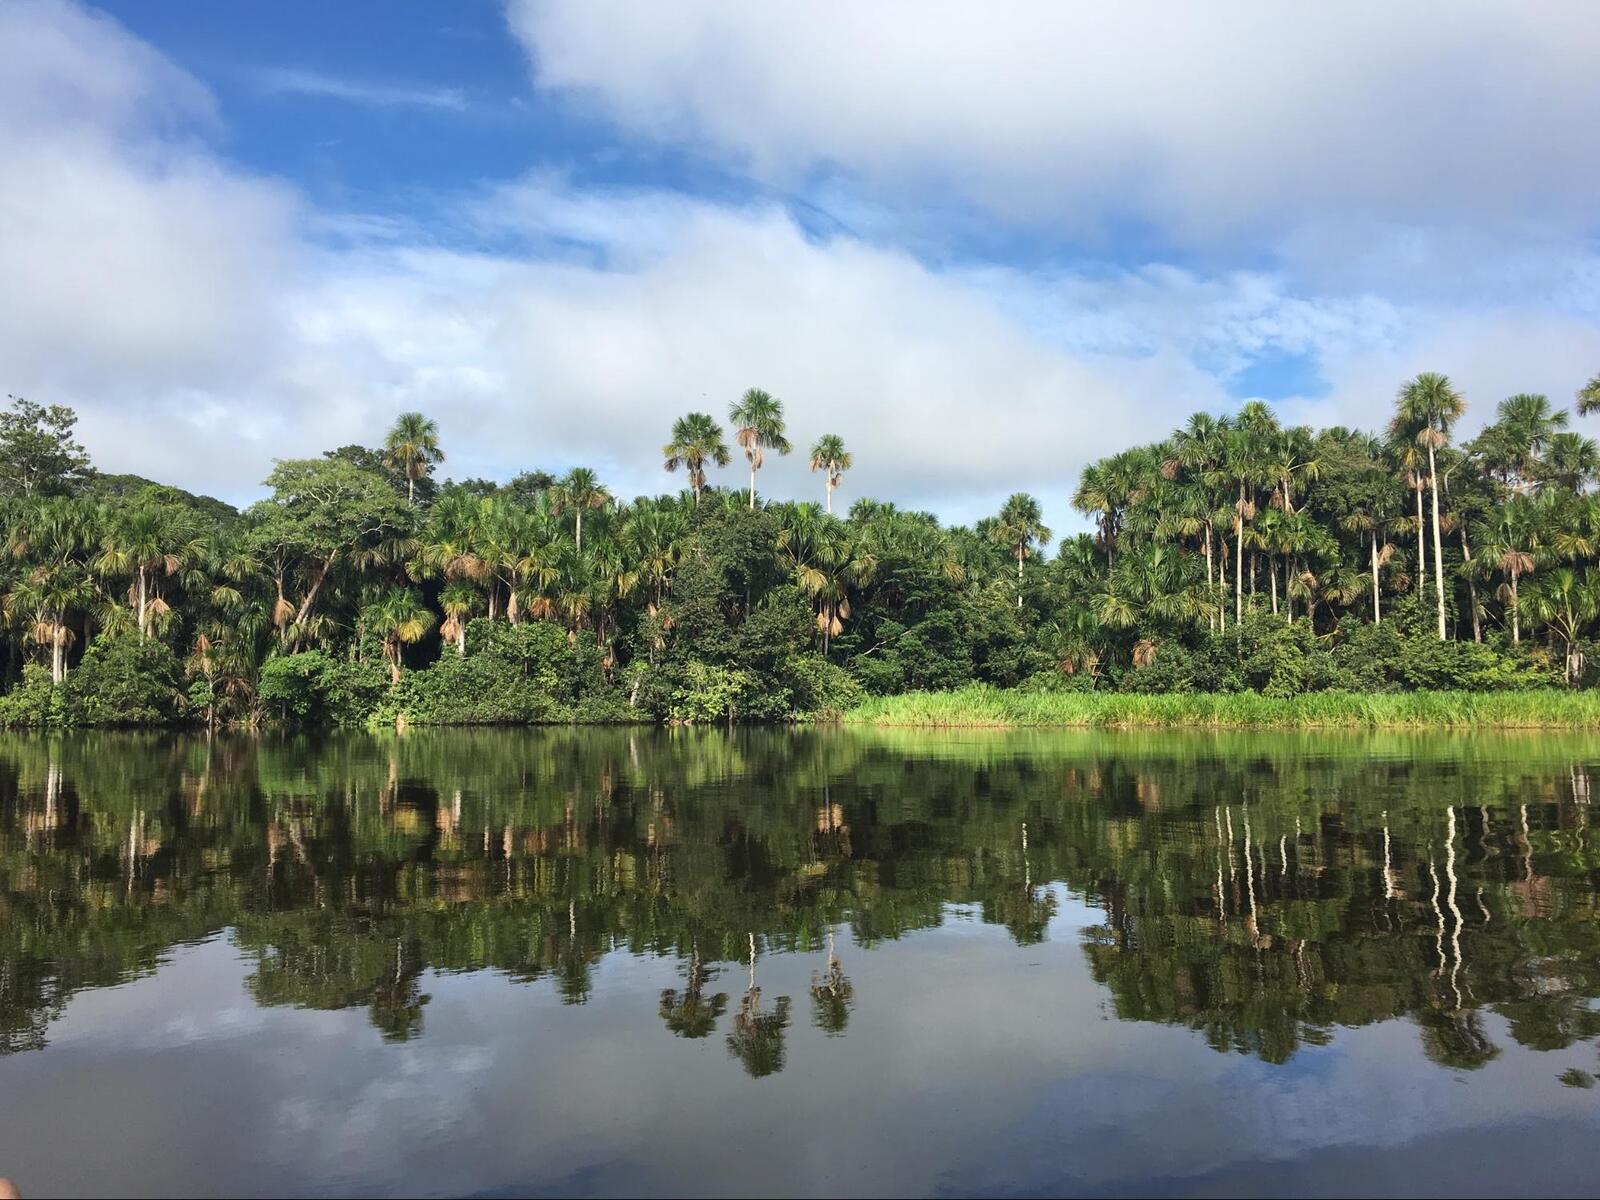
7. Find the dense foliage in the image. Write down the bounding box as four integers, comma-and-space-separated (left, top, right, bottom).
4, 372, 1600, 726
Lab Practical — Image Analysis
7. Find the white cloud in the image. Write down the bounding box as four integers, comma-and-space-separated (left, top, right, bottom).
509, 1, 1600, 242
253, 67, 469, 112
2, 0, 1598, 542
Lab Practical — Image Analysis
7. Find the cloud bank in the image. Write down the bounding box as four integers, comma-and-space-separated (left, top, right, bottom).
2, 0, 1597, 536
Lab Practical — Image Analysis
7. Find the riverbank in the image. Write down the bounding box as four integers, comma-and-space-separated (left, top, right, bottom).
841, 686, 1600, 729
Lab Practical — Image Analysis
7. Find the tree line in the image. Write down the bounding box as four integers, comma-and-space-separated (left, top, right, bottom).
3, 371, 1600, 725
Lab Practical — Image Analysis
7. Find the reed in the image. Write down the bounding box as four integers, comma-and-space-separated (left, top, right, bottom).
842, 687, 1600, 729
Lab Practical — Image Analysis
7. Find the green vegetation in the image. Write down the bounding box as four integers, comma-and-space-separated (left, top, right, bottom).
845, 686, 1600, 728
5, 368, 1600, 728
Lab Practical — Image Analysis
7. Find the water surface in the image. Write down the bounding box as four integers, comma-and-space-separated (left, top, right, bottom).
2, 728, 1598, 1197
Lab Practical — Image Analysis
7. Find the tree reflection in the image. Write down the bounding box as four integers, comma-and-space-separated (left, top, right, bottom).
727, 934, 790, 1078
660, 943, 728, 1038
2, 727, 1600, 1079
810, 930, 853, 1036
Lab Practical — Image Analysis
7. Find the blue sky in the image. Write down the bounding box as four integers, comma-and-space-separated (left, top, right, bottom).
4, 1, 1599, 532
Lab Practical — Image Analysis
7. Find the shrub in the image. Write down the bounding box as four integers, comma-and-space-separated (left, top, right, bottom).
63, 636, 185, 726
257, 651, 388, 726
787, 653, 866, 717
0, 664, 64, 727
669, 662, 755, 723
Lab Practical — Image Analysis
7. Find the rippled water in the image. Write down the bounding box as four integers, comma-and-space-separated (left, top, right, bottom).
1, 728, 1598, 1197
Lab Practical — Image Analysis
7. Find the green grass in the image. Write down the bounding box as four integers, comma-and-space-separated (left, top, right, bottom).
841, 686, 1600, 729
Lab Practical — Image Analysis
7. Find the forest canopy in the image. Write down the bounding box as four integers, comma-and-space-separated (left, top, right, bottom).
4, 372, 1600, 727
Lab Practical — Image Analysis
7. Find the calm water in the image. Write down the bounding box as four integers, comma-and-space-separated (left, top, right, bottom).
2, 729, 1599, 1198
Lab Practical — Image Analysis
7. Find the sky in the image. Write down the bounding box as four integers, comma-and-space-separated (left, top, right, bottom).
3, 0, 1600, 535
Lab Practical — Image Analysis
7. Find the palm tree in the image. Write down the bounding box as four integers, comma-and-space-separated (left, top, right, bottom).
5, 497, 97, 683
1341, 506, 1395, 625
729, 388, 791, 509
362, 586, 435, 683
1393, 373, 1465, 639
1475, 500, 1538, 643
1526, 566, 1600, 686
552, 467, 611, 551
781, 507, 877, 654
95, 502, 202, 640
1484, 393, 1566, 495
1163, 412, 1232, 629
1225, 402, 1278, 625
383, 412, 444, 505
1540, 432, 1600, 494
663, 412, 731, 503
990, 493, 1052, 608
1577, 373, 1600, 418
809, 434, 852, 514
438, 580, 478, 656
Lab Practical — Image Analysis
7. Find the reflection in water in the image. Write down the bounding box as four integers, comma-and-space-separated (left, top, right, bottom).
2, 727, 1600, 1083
729, 932, 791, 1078
811, 930, 853, 1035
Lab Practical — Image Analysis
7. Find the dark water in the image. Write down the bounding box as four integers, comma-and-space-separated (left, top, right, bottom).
1, 729, 1599, 1198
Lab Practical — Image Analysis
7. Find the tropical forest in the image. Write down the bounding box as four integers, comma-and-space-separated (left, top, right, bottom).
6, 372, 1600, 730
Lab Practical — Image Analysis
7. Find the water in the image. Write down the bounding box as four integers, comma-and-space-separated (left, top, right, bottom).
2, 728, 1598, 1198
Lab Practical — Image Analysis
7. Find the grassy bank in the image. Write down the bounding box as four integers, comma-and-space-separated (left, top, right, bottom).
842, 686, 1600, 729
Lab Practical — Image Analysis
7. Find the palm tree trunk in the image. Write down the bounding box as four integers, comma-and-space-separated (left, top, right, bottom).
1016, 552, 1024, 609
137, 566, 148, 640
1427, 444, 1446, 639
1203, 526, 1215, 631
1371, 532, 1382, 625
1458, 524, 1481, 642
51, 627, 64, 685
1235, 484, 1245, 627
1414, 481, 1426, 599
1510, 568, 1520, 644
575, 510, 583, 551
826, 479, 833, 515
407, 476, 415, 505
1270, 558, 1279, 615
749, 461, 757, 510
1219, 532, 1228, 631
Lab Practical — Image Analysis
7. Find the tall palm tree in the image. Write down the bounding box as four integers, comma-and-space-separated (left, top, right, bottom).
729, 388, 791, 509
1163, 412, 1232, 628
1225, 402, 1278, 625
1393, 373, 1465, 639
990, 493, 1052, 608
1391, 438, 1429, 605
808, 434, 852, 514
383, 412, 444, 505
662, 412, 731, 503
552, 467, 611, 551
